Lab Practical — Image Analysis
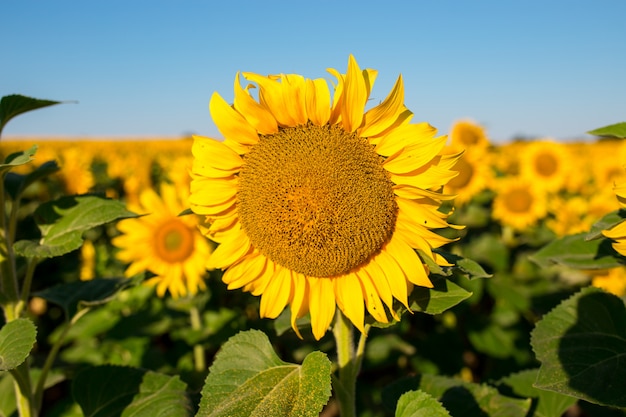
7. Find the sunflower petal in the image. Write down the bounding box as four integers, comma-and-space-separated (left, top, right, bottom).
308, 277, 336, 340
260, 266, 293, 319
243, 72, 297, 126
305, 78, 331, 126
233, 73, 278, 135
209, 92, 259, 146
360, 75, 405, 138
341, 55, 367, 132
375, 122, 437, 156
386, 234, 433, 288
334, 273, 365, 332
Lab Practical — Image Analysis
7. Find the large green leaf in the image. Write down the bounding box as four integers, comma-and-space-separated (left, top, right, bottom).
0, 145, 37, 176
14, 195, 138, 258
529, 232, 622, 270
0, 94, 63, 136
72, 365, 191, 417
383, 374, 531, 417
498, 369, 578, 417
33, 278, 127, 319
0, 318, 37, 371
409, 276, 473, 315
395, 390, 451, 417
530, 286, 626, 407
197, 329, 332, 417
587, 122, 626, 139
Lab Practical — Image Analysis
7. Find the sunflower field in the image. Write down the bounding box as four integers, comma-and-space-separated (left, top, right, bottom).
1, 57, 626, 417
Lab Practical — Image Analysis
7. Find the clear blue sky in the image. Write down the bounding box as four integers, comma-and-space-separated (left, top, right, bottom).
2, 1, 625, 143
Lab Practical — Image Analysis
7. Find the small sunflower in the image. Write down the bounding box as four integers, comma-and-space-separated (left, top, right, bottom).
602, 177, 626, 257
190, 55, 462, 339
491, 176, 548, 231
443, 145, 493, 206
590, 267, 626, 297
112, 183, 213, 298
449, 119, 490, 152
519, 139, 571, 193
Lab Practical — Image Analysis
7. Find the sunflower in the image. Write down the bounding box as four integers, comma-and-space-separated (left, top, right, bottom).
443, 144, 493, 206
189, 55, 462, 340
112, 183, 213, 298
519, 139, 571, 193
602, 177, 626, 257
590, 267, 626, 297
449, 119, 490, 152
491, 176, 548, 231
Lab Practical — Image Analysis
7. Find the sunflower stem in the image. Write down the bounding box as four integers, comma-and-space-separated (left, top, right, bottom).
189, 305, 206, 371
333, 310, 368, 417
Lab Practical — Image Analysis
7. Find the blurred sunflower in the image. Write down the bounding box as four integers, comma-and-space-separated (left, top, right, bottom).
449, 119, 490, 152
590, 267, 626, 297
443, 145, 493, 206
602, 178, 626, 257
519, 140, 571, 193
112, 183, 213, 298
190, 55, 462, 339
492, 177, 548, 231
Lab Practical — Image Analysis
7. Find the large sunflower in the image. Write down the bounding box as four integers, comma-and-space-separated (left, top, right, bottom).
190, 55, 462, 339
113, 183, 213, 298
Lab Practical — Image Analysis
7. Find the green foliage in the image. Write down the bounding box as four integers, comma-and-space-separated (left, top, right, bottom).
72, 365, 191, 417
4, 160, 61, 200
531, 286, 626, 408
0, 145, 38, 175
529, 232, 622, 270
409, 276, 473, 315
498, 369, 578, 417
0, 94, 64, 136
197, 329, 332, 417
395, 390, 451, 417
0, 319, 37, 371
14, 195, 138, 258
383, 374, 532, 417
588, 121, 626, 138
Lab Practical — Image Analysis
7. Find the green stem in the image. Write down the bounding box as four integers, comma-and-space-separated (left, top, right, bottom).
33, 308, 90, 413
18, 258, 39, 316
332, 310, 370, 417
10, 363, 35, 417
0, 177, 20, 320
189, 305, 205, 372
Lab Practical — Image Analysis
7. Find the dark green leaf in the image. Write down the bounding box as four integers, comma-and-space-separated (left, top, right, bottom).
383, 374, 531, 417
197, 329, 332, 417
498, 369, 578, 417
14, 195, 138, 258
529, 232, 622, 270
4, 160, 60, 200
587, 122, 626, 139
409, 276, 473, 315
586, 209, 626, 240
395, 390, 451, 417
0, 318, 37, 371
72, 365, 191, 417
0, 145, 37, 175
33, 278, 127, 318
0, 94, 64, 136
530, 286, 626, 407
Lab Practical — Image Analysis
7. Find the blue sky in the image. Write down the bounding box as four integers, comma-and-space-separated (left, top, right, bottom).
2, 1, 625, 143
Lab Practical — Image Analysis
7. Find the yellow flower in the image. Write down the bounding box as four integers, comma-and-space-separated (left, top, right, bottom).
449, 119, 490, 152
602, 177, 626, 257
112, 183, 213, 298
492, 176, 548, 231
80, 239, 96, 281
190, 55, 462, 339
590, 267, 626, 297
519, 139, 571, 193
443, 145, 494, 206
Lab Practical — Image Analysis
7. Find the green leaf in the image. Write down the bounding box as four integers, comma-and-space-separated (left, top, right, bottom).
530, 286, 626, 407
0, 94, 64, 136
586, 209, 626, 240
72, 365, 191, 417
14, 195, 138, 258
4, 160, 61, 200
197, 329, 332, 417
383, 374, 531, 417
33, 278, 127, 318
587, 122, 626, 138
0, 145, 38, 175
0, 318, 37, 371
409, 276, 473, 315
498, 369, 578, 417
395, 390, 451, 417
529, 232, 622, 270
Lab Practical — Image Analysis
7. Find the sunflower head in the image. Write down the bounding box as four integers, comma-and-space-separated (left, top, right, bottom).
112, 183, 213, 298
190, 55, 462, 339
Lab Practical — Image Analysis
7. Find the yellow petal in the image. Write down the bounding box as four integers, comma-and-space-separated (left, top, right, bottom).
233, 73, 278, 135
386, 234, 433, 288
358, 269, 389, 323
223, 251, 268, 289
362, 260, 396, 319
260, 266, 293, 319
282, 74, 308, 126
290, 272, 309, 339
360, 75, 405, 138
243, 72, 296, 126
207, 228, 251, 269
375, 122, 437, 156
308, 277, 336, 340
189, 177, 238, 207
372, 249, 410, 310
334, 273, 365, 332
326, 67, 344, 125
383, 135, 448, 174
192, 135, 242, 172
305, 78, 331, 126
209, 92, 259, 146
341, 55, 367, 132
